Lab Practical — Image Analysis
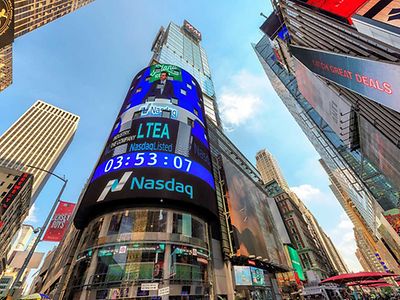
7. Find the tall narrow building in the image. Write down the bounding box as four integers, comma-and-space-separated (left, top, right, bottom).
0, 167, 33, 273
150, 20, 221, 127
0, 0, 95, 91
256, 149, 290, 190
0, 100, 79, 200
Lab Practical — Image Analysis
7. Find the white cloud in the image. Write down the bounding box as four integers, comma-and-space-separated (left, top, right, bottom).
291, 184, 327, 204
217, 69, 270, 130
328, 213, 363, 272
25, 204, 38, 223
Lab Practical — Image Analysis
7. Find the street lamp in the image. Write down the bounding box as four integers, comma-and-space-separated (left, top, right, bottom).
8, 165, 68, 297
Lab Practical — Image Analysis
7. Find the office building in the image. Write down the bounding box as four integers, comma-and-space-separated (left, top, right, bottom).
299, 204, 349, 275
254, 4, 400, 274
355, 248, 371, 272
0, 100, 79, 200
321, 159, 400, 274
256, 149, 290, 190
0, 0, 95, 91
264, 180, 336, 282
30, 224, 81, 299
151, 20, 221, 127
0, 224, 40, 298
0, 167, 33, 273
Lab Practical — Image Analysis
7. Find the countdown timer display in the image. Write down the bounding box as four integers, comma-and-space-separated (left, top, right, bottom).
75, 64, 217, 228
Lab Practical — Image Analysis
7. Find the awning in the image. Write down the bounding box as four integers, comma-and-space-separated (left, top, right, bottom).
320, 272, 398, 285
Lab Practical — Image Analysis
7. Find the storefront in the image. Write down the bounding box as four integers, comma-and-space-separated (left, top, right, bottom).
67, 208, 213, 299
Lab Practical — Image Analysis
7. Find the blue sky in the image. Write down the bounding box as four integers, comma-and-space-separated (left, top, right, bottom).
0, 0, 361, 271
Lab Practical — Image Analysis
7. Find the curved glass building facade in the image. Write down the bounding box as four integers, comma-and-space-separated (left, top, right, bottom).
68, 208, 212, 299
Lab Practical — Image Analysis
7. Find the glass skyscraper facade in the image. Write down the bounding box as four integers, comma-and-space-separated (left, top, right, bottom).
151, 21, 221, 127
254, 35, 400, 235
254, 33, 400, 272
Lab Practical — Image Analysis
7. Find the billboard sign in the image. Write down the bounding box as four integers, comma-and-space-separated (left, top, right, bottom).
234, 266, 252, 286
356, 0, 400, 30
183, 20, 201, 41
0, 0, 13, 49
291, 45, 400, 114
287, 245, 306, 281
250, 267, 266, 286
306, 0, 368, 21
294, 57, 353, 145
359, 116, 400, 192
43, 201, 75, 242
74, 64, 217, 228
221, 156, 287, 266
1, 172, 31, 213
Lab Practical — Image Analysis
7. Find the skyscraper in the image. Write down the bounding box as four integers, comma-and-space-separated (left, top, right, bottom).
256, 149, 290, 190
0, 0, 95, 91
254, 3, 400, 272
151, 20, 221, 127
0, 167, 33, 273
264, 180, 336, 281
0, 100, 79, 200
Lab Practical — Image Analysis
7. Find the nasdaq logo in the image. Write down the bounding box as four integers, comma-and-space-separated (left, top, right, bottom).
97, 172, 132, 202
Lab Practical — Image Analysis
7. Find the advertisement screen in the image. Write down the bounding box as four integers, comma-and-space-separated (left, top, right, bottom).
1, 172, 31, 213
287, 245, 305, 281
221, 156, 286, 266
294, 57, 353, 145
356, 0, 400, 29
291, 45, 400, 114
306, 0, 368, 20
234, 266, 252, 286
359, 116, 400, 192
75, 65, 217, 228
43, 201, 75, 242
250, 267, 266, 286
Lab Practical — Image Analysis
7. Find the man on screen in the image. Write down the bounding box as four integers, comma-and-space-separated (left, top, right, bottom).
147, 71, 176, 99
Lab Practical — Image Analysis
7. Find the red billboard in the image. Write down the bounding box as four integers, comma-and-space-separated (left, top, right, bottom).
1, 172, 31, 212
43, 201, 75, 242
306, 0, 368, 22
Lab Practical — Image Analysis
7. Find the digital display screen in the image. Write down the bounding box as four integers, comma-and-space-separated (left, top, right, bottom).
74, 64, 217, 228
250, 267, 266, 286
221, 156, 287, 267
234, 266, 252, 286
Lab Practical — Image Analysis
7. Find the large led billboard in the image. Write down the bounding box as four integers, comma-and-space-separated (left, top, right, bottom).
221, 156, 287, 266
291, 45, 400, 114
306, 0, 368, 22
233, 266, 268, 287
287, 245, 305, 281
294, 57, 353, 146
74, 64, 217, 228
359, 116, 400, 193
355, 0, 400, 29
